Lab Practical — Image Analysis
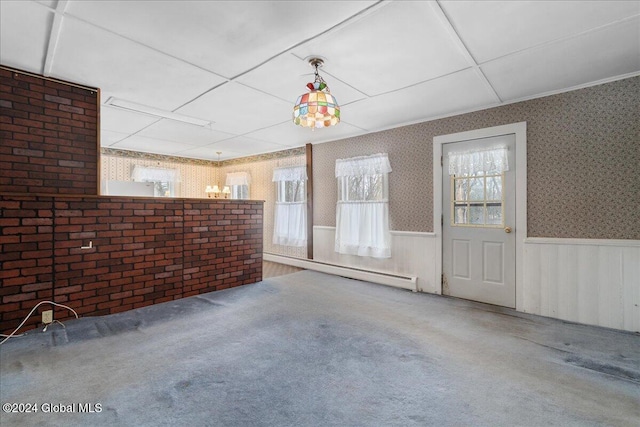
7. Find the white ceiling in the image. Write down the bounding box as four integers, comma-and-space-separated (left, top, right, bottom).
1, 0, 639, 160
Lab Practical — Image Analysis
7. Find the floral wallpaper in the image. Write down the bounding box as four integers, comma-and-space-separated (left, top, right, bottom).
101, 77, 639, 240
100, 151, 217, 198
313, 76, 639, 239
218, 154, 307, 258
101, 147, 308, 257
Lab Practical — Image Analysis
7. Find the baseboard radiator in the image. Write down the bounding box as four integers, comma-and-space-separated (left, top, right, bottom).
263, 253, 418, 292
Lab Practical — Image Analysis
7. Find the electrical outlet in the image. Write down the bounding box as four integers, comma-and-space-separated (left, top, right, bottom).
42, 310, 53, 324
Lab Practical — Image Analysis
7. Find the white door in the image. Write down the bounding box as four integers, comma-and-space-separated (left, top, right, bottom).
442, 134, 516, 308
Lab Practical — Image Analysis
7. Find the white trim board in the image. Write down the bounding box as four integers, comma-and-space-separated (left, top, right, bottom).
263, 253, 418, 291
313, 226, 436, 237
433, 122, 528, 311
525, 237, 640, 247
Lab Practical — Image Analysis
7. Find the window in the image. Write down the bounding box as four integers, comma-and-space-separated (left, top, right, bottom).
448, 146, 508, 227
131, 165, 179, 197
225, 172, 251, 200
452, 172, 504, 226
335, 153, 392, 258
272, 166, 307, 247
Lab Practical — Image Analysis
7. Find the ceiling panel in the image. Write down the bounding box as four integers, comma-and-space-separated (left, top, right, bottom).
175, 82, 293, 135
235, 53, 367, 106
176, 145, 244, 161
137, 119, 234, 147
111, 135, 200, 155
101, 130, 129, 147
50, 17, 225, 111
442, 1, 640, 64
100, 106, 160, 135
343, 69, 498, 130
64, 0, 377, 78
208, 136, 290, 156
36, 1, 57, 8
292, 1, 471, 96
1, 1, 638, 161
482, 17, 640, 101
0, 1, 52, 74
246, 120, 366, 147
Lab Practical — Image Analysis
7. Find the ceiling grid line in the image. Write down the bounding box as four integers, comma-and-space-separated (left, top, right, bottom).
432, 0, 502, 103
42, 0, 68, 76
173, 1, 389, 122
228, 0, 389, 82
3, 0, 636, 160
62, 12, 230, 81
476, 12, 640, 68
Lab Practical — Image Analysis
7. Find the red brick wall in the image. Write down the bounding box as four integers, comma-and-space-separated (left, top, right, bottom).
0, 67, 263, 335
0, 196, 54, 333
0, 196, 263, 334
183, 201, 263, 297
0, 66, 99, 195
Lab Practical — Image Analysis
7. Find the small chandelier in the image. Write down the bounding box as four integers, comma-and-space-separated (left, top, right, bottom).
293, 57, 340, 129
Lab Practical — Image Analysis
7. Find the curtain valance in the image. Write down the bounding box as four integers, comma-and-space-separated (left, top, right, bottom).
132, 166, 179, 182
225, 172, 251, 186
448, 147, 508, 176
335, 153, 392, 177
272, 166, 307, 182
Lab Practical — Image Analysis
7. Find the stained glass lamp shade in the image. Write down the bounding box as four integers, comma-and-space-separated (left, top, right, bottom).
293, 58, 340, 129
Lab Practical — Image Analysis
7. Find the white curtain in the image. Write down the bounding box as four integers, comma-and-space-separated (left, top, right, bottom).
448, 146, 508, 176
273, 202, 306, 246
225, 171, 251, 186
335, 153, 392, 177
273, 166, 306, 182
132, 166, 179, 182
273, 166, 307, 247
335, 153, 391, 258
335, 200, 390, 258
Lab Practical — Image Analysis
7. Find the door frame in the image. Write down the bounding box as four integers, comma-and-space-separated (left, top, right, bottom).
433, 122, 527, 310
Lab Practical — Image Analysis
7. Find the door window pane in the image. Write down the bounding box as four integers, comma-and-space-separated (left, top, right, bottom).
469, 178, 484, 201
486, 176, 502, 200
469, 204, 485, 224
454, 179, 468, 201
450, 172, 504, 227
454, 205, 468, 224
486, 204, 502, 225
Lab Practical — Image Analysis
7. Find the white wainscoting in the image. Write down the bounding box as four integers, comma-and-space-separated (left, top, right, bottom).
313, 226, 439, 293
523, 238, 640, 332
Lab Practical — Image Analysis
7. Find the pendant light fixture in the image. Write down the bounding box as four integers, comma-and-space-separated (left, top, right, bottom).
293, 57, 340, 129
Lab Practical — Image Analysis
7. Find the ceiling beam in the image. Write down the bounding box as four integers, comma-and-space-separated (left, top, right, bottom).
43, 0, 69, 76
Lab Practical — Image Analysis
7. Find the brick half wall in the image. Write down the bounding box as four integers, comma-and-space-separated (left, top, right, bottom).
0, 66, 99, 195
0, 196, 263, 334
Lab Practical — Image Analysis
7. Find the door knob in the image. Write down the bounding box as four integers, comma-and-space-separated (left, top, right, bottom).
504, 226, 512, 233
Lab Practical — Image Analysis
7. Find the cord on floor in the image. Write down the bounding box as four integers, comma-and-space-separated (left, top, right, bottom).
0, 301, 79, 346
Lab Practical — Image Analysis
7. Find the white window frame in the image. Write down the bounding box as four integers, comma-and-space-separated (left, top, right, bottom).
225, 172, 251, 200
231, 185, 249, 200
